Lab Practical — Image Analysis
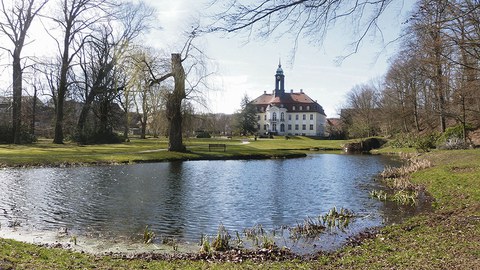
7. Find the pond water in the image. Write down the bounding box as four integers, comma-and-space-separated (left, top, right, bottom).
0, 154, 426, 254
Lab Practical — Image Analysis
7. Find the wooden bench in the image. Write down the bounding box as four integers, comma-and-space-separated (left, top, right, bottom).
209, 144, 226, 152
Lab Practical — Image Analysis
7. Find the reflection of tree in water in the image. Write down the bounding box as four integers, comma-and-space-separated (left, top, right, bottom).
157, 161, 188, 238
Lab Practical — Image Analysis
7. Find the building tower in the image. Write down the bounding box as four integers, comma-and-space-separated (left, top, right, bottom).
274, 60, 285, 97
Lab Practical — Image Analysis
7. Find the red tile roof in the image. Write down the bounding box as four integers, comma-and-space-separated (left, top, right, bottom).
251, 91, 326, 115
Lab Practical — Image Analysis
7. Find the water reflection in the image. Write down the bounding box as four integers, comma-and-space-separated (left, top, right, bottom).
0, 154, 426, 252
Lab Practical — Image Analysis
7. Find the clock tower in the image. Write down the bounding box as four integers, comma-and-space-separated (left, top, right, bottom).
274, 61, 285, 97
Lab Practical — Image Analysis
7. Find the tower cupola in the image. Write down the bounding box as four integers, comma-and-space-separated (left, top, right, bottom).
274, 60, 285, 96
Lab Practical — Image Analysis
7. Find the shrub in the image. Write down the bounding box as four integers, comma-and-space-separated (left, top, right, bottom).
74, 130, 124, 145
195, 131, 211, 138
414, 133, 439, 152
436, 124, 474, 150
0, 125, 37, 144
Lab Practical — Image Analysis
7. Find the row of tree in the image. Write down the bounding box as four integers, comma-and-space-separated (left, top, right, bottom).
342, 0, 479, 142
0, 0, 211, 151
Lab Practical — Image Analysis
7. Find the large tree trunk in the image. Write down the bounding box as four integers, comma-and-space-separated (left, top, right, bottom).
76, 89, 98, 141
12, 51, 22, 144
167, 53, 186, 152
31, 85, 38, 136
53, 28, 72, 144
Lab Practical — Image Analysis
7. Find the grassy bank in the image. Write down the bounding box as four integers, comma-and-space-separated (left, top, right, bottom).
0, 143, 479, 269
0, 136, 345, 167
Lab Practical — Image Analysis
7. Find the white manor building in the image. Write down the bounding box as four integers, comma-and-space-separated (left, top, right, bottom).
250, 63, 327, 136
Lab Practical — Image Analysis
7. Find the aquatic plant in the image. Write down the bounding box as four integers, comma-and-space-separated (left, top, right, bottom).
370, 189, 388, 201
199, 233, 211, 253
244, 224, 266, 239
392, 190, 418, 206
260, 235, 278, 250
162, 236, 179, 251
143, 225, 155, 244
212, 224, 231, 251
234, 231, 244, 248
381, 158, 432, 179
370, 189, 418, 206
289, 217, 326, 239
70, 236, 77, 245
7, 220, 20, 228
321, 207, 355, 230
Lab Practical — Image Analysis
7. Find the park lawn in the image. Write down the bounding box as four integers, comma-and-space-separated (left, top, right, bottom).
0, 144, 479, 269
0, 136, 345, 167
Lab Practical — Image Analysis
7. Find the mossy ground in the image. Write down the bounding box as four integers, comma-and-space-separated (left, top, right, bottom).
0, 139, 479, 269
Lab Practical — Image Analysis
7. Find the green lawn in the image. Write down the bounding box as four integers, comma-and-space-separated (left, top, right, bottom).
0, 136, 346, 167
0, 141, 479, 269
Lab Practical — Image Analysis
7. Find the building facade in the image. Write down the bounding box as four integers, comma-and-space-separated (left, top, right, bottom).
250, 63, 327, 136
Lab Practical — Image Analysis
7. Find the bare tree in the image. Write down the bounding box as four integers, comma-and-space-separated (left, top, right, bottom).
209, 0, 401, 57
147, 31, 210, 152
343, 82, 380, 138
45, 0, 114, 144
0, 0, 47, 143
75, 1, 154, 142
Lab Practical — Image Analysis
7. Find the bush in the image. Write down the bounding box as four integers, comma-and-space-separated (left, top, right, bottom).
74, 130, 124, 145
436, 124, 474, 150
195, 131, 211, 138
0, 125, 37, 144
414, 133, 439, 152
387, 133, 417, 148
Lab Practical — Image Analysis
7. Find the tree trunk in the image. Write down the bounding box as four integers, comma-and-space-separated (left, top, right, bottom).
31, 85, 38, 136
76, 90, 97, 140
12, 51, 22, 144
99, 99, 109, 133
53, 28, 72, 144
167, 53, 186, 152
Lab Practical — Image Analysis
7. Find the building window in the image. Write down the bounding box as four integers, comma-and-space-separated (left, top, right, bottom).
295, 124, 299, 130
299, 106, 303, 111
272, 123, 277, 132
295, 115, 299, 120
288, 114, 291, 120
307, 105, 310, 110
310, 124, 314, 130
280, 112, 285, 121
292, 106, 296, 111
257, 115, 260, 120
272, 112, 277, 121
263, 124, 267, 130
288, 124, 292, 130
257, 124, 261, 130
280, 124, 285, 132
264, 115, 267, 120
302, 114, 306, 120
310, 114, 313, 120
302, 124, 306, 130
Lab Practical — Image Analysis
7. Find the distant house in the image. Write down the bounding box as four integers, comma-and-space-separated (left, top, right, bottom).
0, 97, 12, 124
250, 63, 327, 136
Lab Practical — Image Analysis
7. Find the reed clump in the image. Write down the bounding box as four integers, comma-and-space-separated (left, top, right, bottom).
143, 225, 155, 244
289, 207, 356, 239
373, 156, 432, 205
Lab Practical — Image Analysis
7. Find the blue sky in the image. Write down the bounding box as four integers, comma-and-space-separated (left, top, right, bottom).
0, 0, 414, 118
146, 0, 415, 117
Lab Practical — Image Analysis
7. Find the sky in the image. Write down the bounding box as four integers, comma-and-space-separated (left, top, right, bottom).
145, 0, 416, 118
0, 0, 414, 118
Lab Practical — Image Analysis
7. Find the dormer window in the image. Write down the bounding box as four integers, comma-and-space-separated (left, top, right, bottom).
292, 106, 296, 111
306, 105, 310, 110
299, 106, 303, 111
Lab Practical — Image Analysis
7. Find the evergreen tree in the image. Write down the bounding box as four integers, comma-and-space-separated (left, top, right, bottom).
235, 95, 257, 135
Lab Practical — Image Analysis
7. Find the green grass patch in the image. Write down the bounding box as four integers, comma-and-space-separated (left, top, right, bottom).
1, 144, 479, 269
0, 136, 346, 167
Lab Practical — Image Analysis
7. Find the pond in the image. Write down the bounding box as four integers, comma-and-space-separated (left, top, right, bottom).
0, 154, 426, 254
